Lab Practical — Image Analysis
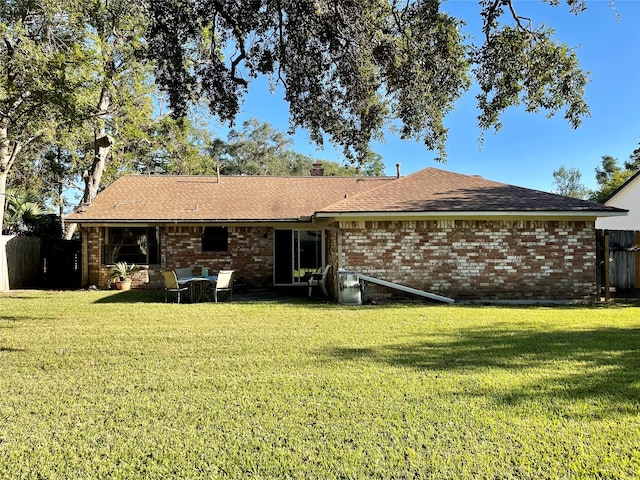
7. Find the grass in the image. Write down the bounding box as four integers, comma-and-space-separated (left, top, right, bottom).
0, 290, 638, 479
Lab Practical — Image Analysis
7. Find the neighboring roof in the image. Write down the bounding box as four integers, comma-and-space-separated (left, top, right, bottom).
66, 175, 394, 223
603, 169, 640, 203
316, 168, 626, 216
67, 167, 627, 224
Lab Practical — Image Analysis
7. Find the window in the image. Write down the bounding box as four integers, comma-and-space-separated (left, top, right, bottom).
104, 227, 160, 265
202, 226, 228, 252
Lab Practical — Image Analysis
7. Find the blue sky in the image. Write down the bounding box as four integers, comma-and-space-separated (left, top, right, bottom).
214, 0, 640, 193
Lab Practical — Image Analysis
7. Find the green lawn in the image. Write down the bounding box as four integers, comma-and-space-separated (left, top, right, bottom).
1, 290, 638, 479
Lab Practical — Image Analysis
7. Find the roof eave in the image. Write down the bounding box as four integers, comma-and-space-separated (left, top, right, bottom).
65, 217, 314, 224
314, 210, 628, 220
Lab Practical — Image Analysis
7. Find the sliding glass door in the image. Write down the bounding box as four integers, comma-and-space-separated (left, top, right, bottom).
274, 229, 324, 285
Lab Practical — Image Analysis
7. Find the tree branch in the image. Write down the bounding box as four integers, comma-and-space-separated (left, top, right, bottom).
210, 0, 248, 86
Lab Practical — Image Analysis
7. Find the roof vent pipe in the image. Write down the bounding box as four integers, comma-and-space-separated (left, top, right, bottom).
396, 163, 401, 178
216, 163, 220, 183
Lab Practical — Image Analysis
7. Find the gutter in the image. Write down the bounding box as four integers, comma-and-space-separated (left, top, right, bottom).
315, 210, 628, 219
64, 217, 317, 225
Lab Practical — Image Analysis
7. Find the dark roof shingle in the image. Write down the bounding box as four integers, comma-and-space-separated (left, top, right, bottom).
66, 175, 394, 222
67, 167, 626, 223
318, 168, 625, 214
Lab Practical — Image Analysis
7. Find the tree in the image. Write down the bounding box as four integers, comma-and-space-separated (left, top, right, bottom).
590, 154, 637, 203
75, 0, 154, 209
220, 119, 298, 176
1, 0, 87, 237
552, 166, 589, 199
129, 115, 217, 176
146, 0, 590, 163
624, 142, 640, 171
2, 187, 45, 235
2, 186, 60, 237
215, 119, 384, 177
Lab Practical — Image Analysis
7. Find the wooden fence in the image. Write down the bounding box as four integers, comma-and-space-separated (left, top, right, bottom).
1, 235, 81, 289
596, 230, 640, 299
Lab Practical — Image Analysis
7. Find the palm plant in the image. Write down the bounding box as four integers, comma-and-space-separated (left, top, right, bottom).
3, 188, 46, 235
110, 262, 140, 281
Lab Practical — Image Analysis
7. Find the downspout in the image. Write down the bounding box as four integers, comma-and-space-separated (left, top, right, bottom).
82, 226, 89, 287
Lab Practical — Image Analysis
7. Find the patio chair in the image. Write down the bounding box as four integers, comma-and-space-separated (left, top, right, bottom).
162, 270, 190, 303
308, 264, 332, 297
209, 270, 235, 302
174, 267, 193, 280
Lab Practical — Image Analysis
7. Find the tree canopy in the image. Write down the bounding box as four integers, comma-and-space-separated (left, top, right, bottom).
551, 138, 640, 204
551, 166, 589, 199
2, 0, 596, 232
147, 0, 590, 162
590, 151, 638, 203
215, 119, 384, 176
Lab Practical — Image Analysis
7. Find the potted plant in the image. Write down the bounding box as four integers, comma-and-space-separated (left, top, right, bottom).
110, 262, 140, 291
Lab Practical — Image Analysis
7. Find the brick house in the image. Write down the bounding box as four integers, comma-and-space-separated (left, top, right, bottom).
66, 167, 625, 301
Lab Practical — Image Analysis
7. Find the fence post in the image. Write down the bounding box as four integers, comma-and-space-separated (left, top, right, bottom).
0, 236, 9, 291
635, 232, 640, 289
604, 233, 610, 302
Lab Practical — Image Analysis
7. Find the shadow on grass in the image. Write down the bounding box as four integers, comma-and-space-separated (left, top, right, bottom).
94, 290, 165, 304
92, 288, 336, 306
0, 346, 25, 353
326, 327, 640, 414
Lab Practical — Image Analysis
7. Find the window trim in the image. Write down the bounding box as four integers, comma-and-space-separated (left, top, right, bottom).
202, 226, 229, 253
103, 226, 161, 265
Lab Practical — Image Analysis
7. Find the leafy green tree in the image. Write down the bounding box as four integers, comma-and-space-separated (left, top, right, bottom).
220, 119, 298, 176
146, 0, 590, 163
75, 0, 154, 208
215, 119, 384, 177
552, 166, 589, 199
127, 115, 217, 176
1, 0, 86, 237
590, 154, 636, 203
624, 142, 640, 171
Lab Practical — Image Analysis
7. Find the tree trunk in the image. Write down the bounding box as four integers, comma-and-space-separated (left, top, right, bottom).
65, 87, 113, 240
1, 122, 23, 290
82, 86, 113, 206
0, 161, 9, 292
1, 123, 10, 237
82, 131, 113, 206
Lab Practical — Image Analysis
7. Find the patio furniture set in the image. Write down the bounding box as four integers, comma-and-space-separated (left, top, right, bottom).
162, 268, 234, 304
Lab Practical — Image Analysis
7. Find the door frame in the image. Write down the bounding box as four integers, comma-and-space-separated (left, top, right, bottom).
273, 228, 325, 286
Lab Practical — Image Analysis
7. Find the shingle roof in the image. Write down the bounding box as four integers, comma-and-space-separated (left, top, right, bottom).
317, 168, 626, 215
66, 168, 626, 224
66, 175, 394, 222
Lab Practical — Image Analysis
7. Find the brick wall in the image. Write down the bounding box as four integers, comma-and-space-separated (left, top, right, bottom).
84, 226, 150, 289
338, 219, 597, 300
83, 219, 596, 299
83, 225, 274, 289
162, 226, 273, 288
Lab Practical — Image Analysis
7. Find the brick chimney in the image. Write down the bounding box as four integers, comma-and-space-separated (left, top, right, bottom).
310, 162, 324, 176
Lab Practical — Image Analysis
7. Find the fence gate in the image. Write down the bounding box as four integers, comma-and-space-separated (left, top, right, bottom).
41, 239, 82, 289
4, 235, 41, 289
596, 230, 640, 298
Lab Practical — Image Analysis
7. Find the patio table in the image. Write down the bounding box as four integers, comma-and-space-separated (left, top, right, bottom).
177, 275, 218, 303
